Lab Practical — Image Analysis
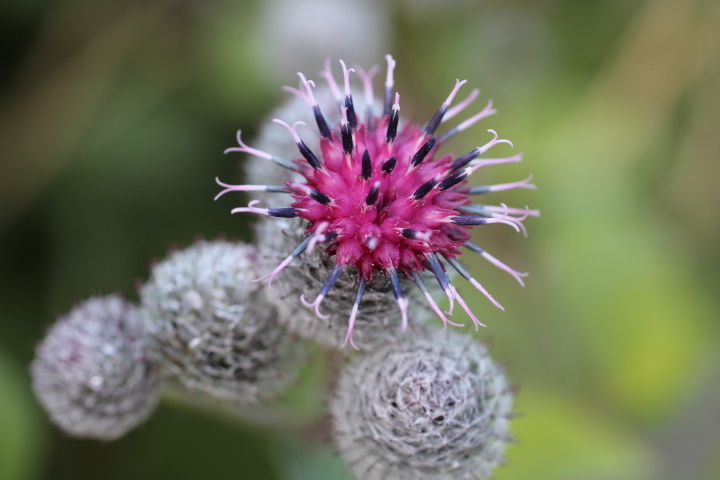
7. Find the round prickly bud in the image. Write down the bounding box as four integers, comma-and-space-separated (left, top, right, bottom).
31, 295, 162, 440
140, 240, 304, 403
331, 332, 513, 480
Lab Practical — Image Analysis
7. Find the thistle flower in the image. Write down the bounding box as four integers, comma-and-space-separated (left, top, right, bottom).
218, 55, 537, 349
140, 240, 304, 403
330, 331, 513, 480
31, 295, 162, 440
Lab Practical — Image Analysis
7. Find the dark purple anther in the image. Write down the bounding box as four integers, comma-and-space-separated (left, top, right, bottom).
313, 105, 332, 140
381, 156, 397, 174
298, 141, 322, 169
413, 178, 438, 200
451, 215, 488, 226
267, 208, 301, 218
411, 138, 436, 167
438, 170, 468, 191
361, 150, 372, 180
341, 123, 354, 154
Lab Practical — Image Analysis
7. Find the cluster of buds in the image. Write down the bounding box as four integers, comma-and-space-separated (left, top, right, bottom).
32, 241, 306, 439
32, 55, 531, 479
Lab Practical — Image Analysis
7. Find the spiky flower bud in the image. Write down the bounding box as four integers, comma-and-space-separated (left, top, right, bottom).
218, 55, 537, 349
31, 295, 162, 440
140, 240, 304, 403
331, 332, 513, 480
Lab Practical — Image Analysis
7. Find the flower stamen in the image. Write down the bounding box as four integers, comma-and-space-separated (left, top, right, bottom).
300, 264, 343, 320
298, 72, 333, 140
439, 100, 498, 143
425, 253, 456, 314
425, 79, 468, 135
273, 119, 322, 170
383, 54, 396, 116
341, 277, 367, 350
388, 268, 409, 331
253, 236, 312, 286
321, 57, 343, 103
355, 64, 380, 123
214, 178, 286, 200
465, 241, 529, 286
339, 60, 358, 130
466, 175, 537, 194
410, 271, 464, 329
449, 284, 486, 330
224, 130, 295, 170
443, 255, 504, 311
386, 93, 400, 143
443, 87, 480, 123
410, 138, 437, 168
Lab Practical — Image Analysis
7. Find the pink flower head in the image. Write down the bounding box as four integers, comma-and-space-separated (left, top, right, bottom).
218, 56, 538, 349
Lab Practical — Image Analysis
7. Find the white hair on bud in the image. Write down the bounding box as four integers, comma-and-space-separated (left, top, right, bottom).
331, 331, 514, 479
140, 240, 305, 403
31, 295, 162, 440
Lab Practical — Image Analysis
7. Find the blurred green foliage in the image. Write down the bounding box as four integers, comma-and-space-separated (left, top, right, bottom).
1, 0, 719, 479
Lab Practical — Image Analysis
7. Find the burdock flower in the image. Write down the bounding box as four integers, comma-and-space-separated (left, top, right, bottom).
217, 56, 537, 348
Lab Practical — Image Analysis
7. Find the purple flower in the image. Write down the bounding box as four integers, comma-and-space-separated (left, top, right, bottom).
218, 56, 537, 349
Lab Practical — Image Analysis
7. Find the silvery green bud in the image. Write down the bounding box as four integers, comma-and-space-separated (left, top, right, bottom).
31, 295, 162, 440
331, 332, 513, 480
140, 240, 304, 403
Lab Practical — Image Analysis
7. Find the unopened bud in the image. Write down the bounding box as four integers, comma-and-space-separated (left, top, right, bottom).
331, 332, 513, 479
31, 295, 162, 440
141, 240, 304, 403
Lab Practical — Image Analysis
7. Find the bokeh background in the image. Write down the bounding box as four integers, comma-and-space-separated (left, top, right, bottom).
2, 0, 720, 479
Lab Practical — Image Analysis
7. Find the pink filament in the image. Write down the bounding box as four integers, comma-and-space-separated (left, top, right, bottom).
443, 88, 480, 122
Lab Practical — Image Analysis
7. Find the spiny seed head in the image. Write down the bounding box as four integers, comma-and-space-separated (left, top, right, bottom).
140, 240, 305, 403
31, 295, 162, 440
219, 55, 538, 349
330, 331, 513, 480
